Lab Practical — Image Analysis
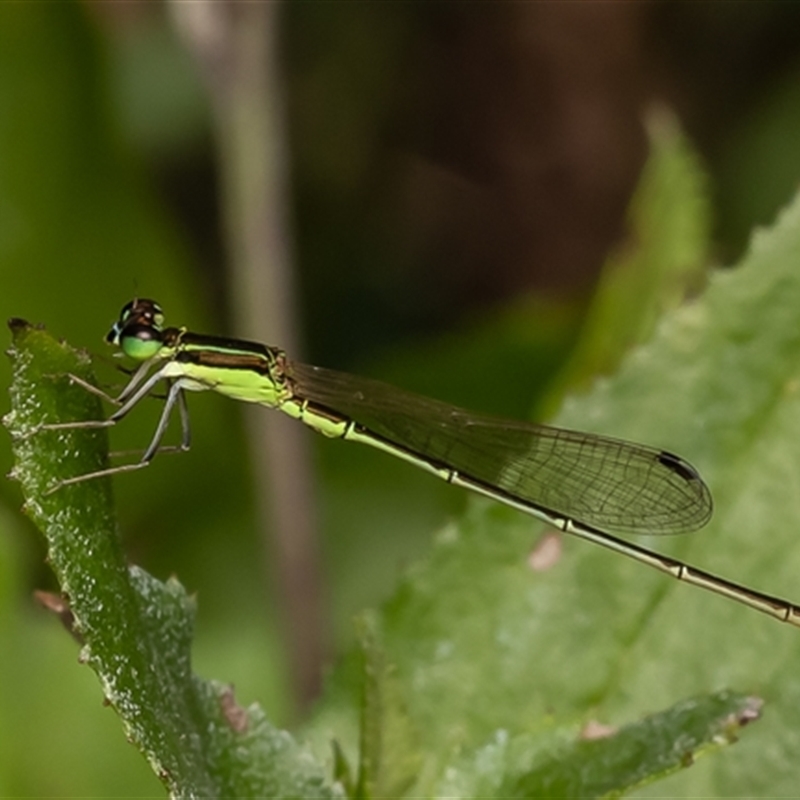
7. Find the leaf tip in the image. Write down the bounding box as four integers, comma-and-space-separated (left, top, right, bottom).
8, 317, 31, 334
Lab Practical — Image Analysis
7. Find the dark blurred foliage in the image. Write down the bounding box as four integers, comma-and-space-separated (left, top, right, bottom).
284, 2, 649, 362
96, 1, 800, 365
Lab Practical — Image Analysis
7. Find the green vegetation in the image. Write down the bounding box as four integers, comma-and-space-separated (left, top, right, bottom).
8, 117, 800, 797
4, 4, 800, 797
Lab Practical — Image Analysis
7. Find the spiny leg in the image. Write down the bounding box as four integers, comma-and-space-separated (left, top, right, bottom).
39, 365, 170, 437
49, 358, 157, 408
58, 373, 122, 406
142, 380, 188, 462
107, 391, 191, 460
49, 380, 189, 491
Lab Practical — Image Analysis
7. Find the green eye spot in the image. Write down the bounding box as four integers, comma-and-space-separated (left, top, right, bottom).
121, 335, 163, 361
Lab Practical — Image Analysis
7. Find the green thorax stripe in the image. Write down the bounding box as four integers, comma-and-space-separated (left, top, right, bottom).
173, 330, 280, 374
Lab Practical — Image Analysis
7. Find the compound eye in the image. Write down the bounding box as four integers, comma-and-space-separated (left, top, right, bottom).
119, 324, 163, 361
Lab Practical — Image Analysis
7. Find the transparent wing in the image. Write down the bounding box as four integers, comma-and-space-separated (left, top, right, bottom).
288, 362, 712, 535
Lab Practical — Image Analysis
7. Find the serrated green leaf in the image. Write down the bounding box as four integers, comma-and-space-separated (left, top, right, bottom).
431, 691, 759, 800
4, 321, 341, 800
316, 140, 800, 797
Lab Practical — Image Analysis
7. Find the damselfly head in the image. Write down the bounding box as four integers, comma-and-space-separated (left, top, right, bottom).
106, 298, 166, 361
106, 298, 164, 342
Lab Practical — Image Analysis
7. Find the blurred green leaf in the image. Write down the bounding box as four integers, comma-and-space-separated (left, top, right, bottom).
444, 691, 760, 799
4, 321, 340, 799
541, 107, 711, 416
311, 169, 800, 797
716, 63, 800, 260
353, 614, 420, 800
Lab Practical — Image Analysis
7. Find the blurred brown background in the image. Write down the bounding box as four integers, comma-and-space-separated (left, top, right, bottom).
92, 2, 800, 364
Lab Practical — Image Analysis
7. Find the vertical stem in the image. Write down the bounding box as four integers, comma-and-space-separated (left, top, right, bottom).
171, 0, 326, 712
